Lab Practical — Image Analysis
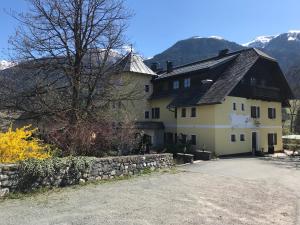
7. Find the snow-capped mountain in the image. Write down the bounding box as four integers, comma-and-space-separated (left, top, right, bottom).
243, 35, 277, 48
0, 60, 14, 70
244, 31, 300, 49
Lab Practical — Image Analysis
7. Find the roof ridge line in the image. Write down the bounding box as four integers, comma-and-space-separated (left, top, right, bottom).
169, 48, 253, 70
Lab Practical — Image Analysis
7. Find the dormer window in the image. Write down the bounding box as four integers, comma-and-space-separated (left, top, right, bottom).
173, 80, 179, 89
250, 77, 256, 86
184, 78, 191, 88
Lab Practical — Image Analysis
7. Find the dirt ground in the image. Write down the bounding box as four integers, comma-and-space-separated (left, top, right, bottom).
0, 156, 300, 225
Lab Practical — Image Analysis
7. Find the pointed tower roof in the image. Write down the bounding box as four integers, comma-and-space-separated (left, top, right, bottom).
115, 52, 156, 75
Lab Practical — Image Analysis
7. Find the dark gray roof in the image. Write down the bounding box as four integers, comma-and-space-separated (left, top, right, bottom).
115, 52, 156, 75
253, 48, 276, 61
153, 48, 293, 107
157, 54, 238, 79
197, 49, 259, 105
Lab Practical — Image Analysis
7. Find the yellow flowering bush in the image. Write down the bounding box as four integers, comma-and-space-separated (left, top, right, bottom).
0, 125, 51, 163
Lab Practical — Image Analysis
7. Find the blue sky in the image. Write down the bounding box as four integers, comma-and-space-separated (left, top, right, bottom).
1, 0, 300, 59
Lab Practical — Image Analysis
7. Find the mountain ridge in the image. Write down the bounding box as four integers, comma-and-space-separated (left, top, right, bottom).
144, 31, 300, 97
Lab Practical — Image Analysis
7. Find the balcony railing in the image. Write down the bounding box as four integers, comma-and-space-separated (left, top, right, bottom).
251, 85, 280, 100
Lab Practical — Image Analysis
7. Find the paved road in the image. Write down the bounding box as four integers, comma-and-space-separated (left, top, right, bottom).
1, 157, 300, 225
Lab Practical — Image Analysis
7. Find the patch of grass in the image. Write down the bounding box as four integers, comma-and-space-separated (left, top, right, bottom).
0, 167, 176, 201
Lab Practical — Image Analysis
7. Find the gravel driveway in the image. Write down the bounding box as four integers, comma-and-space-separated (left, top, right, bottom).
0, 157, 300, 225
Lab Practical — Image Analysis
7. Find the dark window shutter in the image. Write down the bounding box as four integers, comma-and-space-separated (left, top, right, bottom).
274, 133, 277, 145
191, 135, 196, 145
155, 108, 160, 119
251, 106, 255, 118
191, 108, 196, 117
257, 107, 260, 118
175, 108, 177, 118
268, 133, 272, 145
273, 108, 276, 119
182, 108, 186, 117
268, 108, 272, 119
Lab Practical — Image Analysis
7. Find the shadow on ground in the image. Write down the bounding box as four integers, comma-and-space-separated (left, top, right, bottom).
258, 155, 300, 170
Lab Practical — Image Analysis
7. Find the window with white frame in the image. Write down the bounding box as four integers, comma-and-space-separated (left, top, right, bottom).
240, 134, 245, 141
251, 106, 260, 118
268, 133, 277, 145
231, 134, 236, 142
268, 108, 276, 119
173, 80, 179, 89
184, 78, 191, 88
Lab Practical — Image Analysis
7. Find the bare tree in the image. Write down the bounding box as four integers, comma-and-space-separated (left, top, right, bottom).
1, 0, 134, 125
288, 100, 300, 133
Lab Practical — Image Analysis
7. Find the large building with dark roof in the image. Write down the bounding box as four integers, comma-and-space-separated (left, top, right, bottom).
118, 48, 293, 155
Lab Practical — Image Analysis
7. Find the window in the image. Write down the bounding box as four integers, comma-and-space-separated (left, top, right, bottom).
191, 135, 197, 145
191, 107, 196, 117
181, 108, 186, 117
268, 133, 277, 145
250, 77, 256, 86
151, 108, 160, 119
251, 106, 260, 118
231, 134, 236, 142
233, 103, 236, 111
145, 85, 150, 93
184, 78, 191, 88
173, 80, 179, 89
240, 134, 245, 141
145, 111, 150, 119
175, 108, 177, 118
241, 103, 244, 111
268, 108, 276, 119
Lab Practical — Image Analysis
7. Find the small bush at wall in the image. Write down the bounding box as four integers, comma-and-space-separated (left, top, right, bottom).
0, 125, 51, 163
18, 157, 95, 191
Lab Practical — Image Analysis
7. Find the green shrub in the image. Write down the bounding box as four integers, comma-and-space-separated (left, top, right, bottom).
18, 157, 95, 191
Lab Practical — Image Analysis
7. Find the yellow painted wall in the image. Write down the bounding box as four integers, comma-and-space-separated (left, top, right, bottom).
149, 97, 177, 134
176, 105, 216, 151
213, 96, 282, 155
109, 72, 152, 121
148, 96, 283, 155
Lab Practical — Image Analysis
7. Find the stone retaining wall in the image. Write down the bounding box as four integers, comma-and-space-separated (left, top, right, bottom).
0, 154, 173, 197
